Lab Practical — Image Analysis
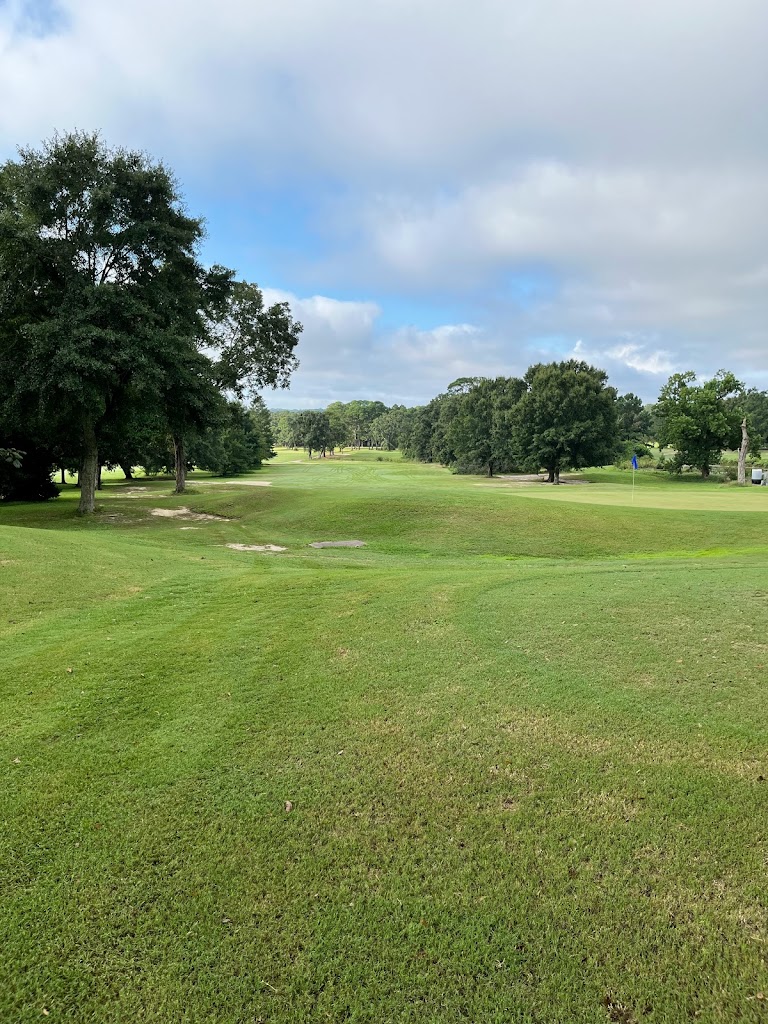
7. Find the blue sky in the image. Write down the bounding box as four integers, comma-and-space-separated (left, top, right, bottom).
2, 0, 767, 407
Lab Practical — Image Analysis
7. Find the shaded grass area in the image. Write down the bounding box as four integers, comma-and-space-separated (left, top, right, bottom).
1, 454, 768, 1022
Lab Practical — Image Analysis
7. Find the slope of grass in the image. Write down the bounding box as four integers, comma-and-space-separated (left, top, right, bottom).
1, 454, 767, 1022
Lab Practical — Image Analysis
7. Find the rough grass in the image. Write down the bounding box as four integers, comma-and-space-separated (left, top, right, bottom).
1, 452, 767, 1022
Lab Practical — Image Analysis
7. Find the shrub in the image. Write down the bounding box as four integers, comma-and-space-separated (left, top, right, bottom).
0, 444, 60, 501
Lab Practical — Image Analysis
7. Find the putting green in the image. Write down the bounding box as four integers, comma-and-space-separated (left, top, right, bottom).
486, 478, 768, 511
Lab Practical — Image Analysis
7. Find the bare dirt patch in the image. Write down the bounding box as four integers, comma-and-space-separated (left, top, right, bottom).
309, 540, 366, 548
151, 507, 232, 522
225, 543, 286, 553
480, 474, 589, 486
200, 480, 272, 487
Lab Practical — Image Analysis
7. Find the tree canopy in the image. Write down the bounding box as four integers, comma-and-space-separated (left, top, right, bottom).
656, 370, 744, 477
0, 131, 301, 507
514, 361, 619, 482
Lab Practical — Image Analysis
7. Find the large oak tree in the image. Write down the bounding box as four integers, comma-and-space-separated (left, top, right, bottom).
0, 132, 301, 508
0, 131, 233, 512
656, 370, 744, 478
514, 360, 619, 482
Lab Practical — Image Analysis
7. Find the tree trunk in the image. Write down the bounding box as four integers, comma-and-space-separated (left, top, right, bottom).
96, 463, 103, 490
554, 468, 560, 485
487, 461, 493, 478
60, 467, 66, 484
78, 417, 98, 514
738, 417, 748, 485
701, 465, 710, 479
121, 463, 134, 481
173, 435, 186, 494
547, 469, 555, 483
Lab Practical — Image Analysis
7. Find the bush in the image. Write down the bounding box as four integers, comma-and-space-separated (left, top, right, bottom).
711, 463, 738, 482
450, 461, 487, 475
0, 444, 60, 501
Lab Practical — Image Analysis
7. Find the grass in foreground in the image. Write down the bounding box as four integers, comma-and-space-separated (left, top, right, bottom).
1, 452, 767, 1023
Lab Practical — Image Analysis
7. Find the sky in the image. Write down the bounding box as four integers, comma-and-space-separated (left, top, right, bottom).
1, 0, 766, 407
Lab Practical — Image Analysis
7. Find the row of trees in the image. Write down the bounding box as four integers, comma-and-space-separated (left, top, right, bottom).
271, 364, 620, 479
0, 132, 302, 509
402, 364, 618, 480
274, 368, 768, 482
270, 402, 418, 459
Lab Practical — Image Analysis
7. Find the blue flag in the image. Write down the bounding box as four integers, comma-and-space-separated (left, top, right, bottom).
631, 455, 639, 470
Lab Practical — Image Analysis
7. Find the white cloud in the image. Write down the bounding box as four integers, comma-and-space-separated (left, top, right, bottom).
1, 0, 767, 401
570, 339, 674, 382
258, 289, 507, 407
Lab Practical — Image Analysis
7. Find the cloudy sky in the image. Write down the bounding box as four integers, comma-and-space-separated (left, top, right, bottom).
1, 0, 766, 406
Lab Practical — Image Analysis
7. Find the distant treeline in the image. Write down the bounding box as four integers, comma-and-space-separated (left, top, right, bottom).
272, 363, 768, 481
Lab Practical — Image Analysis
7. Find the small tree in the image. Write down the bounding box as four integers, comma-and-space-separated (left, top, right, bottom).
617, 393, 653, 443
294, 410, 332, 459
190, 400, 272, 476
739, 389, 768, 447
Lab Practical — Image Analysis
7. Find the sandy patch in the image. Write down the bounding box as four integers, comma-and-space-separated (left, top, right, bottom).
493, 474, 589, 485
201, 480, 272, 487
123, 486, 150, 495
179, 526, 200, 531
226, 543, 286, 552
151, 507, 231, 521
309, 540, 366, 548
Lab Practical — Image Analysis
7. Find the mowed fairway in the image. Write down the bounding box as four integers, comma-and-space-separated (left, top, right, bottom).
2, 453, 768, 1024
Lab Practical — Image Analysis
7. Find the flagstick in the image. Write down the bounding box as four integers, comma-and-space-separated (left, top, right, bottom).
632, 465, 635, 503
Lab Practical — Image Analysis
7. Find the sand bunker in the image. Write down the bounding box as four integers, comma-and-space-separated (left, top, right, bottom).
151, 507, 231, 521
309, 540, 366, 548
226, 543, 286, 552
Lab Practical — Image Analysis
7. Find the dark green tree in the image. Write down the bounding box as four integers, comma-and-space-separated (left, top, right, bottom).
656, 370, 744, 477
270, 409, 297, 447
0, 131, 232, 512
190, 400, 272, 476
344, 400, 388, 447
0, 438, 59, 501
447, 376, 526, 476
294, 410, 332, 459
325, 402, 353, 452
514, 361, 619, 483
369, 405, 416, 451
738, 389, 768, 447
402, 401, 439, 462
210, 281, 301, 400
616, 393, 653, 442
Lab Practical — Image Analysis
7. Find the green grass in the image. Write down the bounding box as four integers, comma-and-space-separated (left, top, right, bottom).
2, 452, 768, 1022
